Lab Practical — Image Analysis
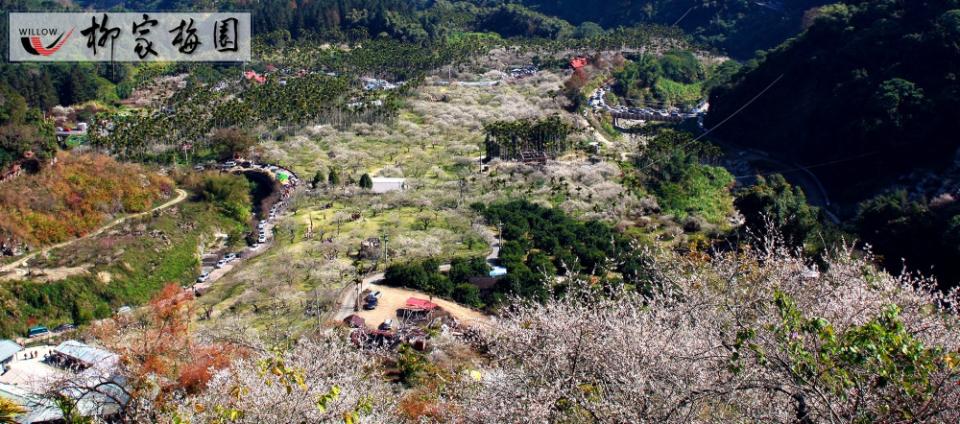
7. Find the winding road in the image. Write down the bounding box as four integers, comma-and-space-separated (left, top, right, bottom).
0, 189, 189, 275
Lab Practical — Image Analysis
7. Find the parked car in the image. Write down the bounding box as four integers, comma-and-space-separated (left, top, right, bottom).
52, 324, 76, 333
27, 326, 49, 338
378, 319, 393, 331
222, 161, 237, 168
258, 235, 267, 244
363, 292, 380, 310
215, 259, 228, 268
197, 272, 210, 283
193, 165, 205, 171
224, 252, 238, 261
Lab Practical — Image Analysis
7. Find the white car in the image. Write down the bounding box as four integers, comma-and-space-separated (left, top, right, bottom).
224, 252, 238, 261
222, 161, 237, 168
196, 272, 210, 283
215, 259, 228, 269
258, 235, 267, 244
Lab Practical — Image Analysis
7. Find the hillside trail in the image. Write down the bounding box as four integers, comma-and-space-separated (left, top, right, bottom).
0, 188, 188, 275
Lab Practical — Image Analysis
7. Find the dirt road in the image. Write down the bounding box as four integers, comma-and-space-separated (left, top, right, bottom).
330, 235, 500, 326
351, 283, 492, 329
0, 188, 188, 275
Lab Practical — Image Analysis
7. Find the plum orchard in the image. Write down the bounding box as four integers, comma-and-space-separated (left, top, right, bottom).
448, 238, 960, 423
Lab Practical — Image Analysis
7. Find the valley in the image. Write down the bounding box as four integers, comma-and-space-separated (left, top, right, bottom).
0, 1, 958, 423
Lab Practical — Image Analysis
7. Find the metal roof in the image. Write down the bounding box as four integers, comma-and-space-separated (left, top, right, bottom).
0, 382, 62, 423
53, 341, 117, 366
406, 297, 439, 311
0, 340, 22, 362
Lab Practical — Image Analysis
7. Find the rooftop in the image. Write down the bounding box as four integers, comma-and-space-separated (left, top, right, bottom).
54, 340, 117, 367
0, 382, 62, 424
405, 297, 439, 311
370, 177, 406, 183
0, 340, 22, 362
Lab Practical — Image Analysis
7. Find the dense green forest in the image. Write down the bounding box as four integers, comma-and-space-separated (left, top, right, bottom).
708, 0, 960, 288
27, 0, 828, 55
709, 0, 960, 201
497, 0, 833, 57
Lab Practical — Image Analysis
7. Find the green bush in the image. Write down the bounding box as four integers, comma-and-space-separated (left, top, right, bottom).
196, 174, 253, 222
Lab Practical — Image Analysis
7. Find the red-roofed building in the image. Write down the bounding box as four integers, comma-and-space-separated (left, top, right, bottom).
405, 297, 439, 311
243, 70, 267, 84
571, 56, 588, 69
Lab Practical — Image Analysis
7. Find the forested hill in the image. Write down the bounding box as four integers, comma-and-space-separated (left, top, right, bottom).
708, 0, 960, 202
501, 0, 833, 57
59, 0, 826, 55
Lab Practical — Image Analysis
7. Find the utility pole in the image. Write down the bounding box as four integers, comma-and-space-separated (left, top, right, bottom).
354, 275, 362, 312
382, 232, 389, 267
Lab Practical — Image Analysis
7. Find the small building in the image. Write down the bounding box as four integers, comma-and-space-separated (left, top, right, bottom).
50, 341, 118, 371
243, 70, 267, 84
405, 298, 438, 311
399, 297, 440, 322
0, 340, 22, 373
370, 178, 406, 194
0, 382, 62, 424
0, 341, 126, 423
571, 56, 588, 70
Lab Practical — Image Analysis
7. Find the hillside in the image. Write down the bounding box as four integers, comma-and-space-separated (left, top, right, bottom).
510, 0, 833, 57
708, 0, 960, 202
0, 152, 173, 251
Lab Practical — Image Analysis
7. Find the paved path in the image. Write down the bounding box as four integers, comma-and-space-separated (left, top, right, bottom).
0, 189, 188, 275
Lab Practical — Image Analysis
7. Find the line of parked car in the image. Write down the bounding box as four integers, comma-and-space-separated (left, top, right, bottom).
193, 160, 300, 286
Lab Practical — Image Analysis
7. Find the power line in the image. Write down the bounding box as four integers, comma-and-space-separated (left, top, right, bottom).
637, 73, 785, 172
672, 7, 695, 27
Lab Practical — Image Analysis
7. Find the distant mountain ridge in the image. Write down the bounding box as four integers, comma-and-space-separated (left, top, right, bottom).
503, 0, 834, 57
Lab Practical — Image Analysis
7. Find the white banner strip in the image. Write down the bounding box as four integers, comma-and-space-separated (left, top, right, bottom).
9, 12, 250, 62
